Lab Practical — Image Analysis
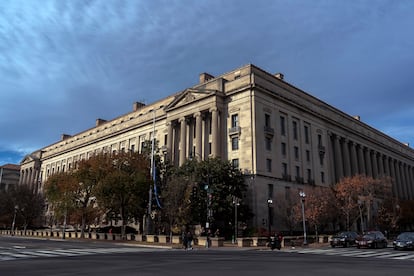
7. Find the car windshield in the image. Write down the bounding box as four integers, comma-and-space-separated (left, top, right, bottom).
398, 232, 414, 240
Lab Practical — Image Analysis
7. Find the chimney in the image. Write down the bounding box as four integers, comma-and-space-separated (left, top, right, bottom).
133, 102, 146, 111
96, 118, 107, 127
199, 72, 215, 84
274, 73, 284, 80
61, 134, 72, 141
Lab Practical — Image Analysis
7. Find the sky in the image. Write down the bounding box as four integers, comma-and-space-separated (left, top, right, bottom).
1, 0, 414, 165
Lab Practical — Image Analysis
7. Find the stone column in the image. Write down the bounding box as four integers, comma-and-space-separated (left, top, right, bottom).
179, 118, 187, 166
372, 151, 378, 178
194, 112, 203, 159
409, 167, 414, 200
358, 145, 366, 175
166, 122, 173, 162
342, 138, 351, 177
334, 135, 344, 181
378, 154, 384, 177
350, 142, 358, 176
210, 107, 220, 157
364, 148, 373, 177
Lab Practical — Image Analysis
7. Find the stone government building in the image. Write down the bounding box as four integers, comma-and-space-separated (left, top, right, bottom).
20, 64, 414, 230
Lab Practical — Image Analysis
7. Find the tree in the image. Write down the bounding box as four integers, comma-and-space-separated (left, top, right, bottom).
44, 171, 79, 231
165, 157, 251, 238
72, 154, 109, 238
334, 175, 394, 231
95, 151, 150, 238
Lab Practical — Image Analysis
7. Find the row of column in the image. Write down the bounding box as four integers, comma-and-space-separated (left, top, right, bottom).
166, 107, 221, 166
330, 134, 414, 200
19, 166, 41, 193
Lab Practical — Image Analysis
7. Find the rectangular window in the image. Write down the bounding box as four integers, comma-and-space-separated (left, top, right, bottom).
281, 142, 286, 156
266, 158, 272, 172
268, 184, 274, 199
231, 114, 239, 128
304, 125, 310, 144
293, 121, 298, 140
164, 134, 168, 145
285, 186, 291, 201
232, 137, 239, 150
295, 166, 300, 179
131, 144, 135, 152
294, 146, 299, 160
307, 169, 311, 182
209, 142, 212, 154
319, 154, 324, 166
318, 134, 322, 147
232, 159, 239, 169
321, 171, 325, 183
306, 150, 310, 162
265, 113, 271, 127
280, 116, 286, 136
265, 137, 272, 151
282, 163, 288, 177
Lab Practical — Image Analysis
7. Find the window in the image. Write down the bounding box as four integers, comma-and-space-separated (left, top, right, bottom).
265, 114, 271, 127
131, 144, 135, 152
293, 121, 298, 140
268, 184, 274, 199
307, 169, 311, 182
295, 166, 300, 179
232, 159, 239, 169
321, 171, 325, 183
306, 150, 310, 162
294, 146, 299, 160
281, 142, 286, 156
209, 142, 212, 154
231, 114, 239, 128
282, 163, 288, 177
164, 134, 168, 145
318, 134, 322, 147
266, 158, 272, 172
265, 137, 272, 151
304, 125, 310, 144
319, 154, 324, 166
285, 186, 291, 201
232, 137, 239, 150
280, 116, 286, 136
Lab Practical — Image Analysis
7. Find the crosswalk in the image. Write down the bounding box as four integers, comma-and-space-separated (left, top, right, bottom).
286, 247, 414, 261
0, 247, 166, 262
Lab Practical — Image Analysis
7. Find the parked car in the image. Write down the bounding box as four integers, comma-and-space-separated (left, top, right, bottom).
330, 231, 359, 248
356, 231, 388, 249
393, 232, 414, 250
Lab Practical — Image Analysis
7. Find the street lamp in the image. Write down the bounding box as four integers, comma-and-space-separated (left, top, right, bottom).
267, 198, 273, 237
299, 191, 307, 245
233, 196, 240, 243
11, 205, 18, 236
357, 199, 364, 233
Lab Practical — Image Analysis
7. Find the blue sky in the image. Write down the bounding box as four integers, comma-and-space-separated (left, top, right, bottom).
1, 0, 414, 165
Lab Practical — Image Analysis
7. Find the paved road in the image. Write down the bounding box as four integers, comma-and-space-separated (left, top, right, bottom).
1, 236, 413, 276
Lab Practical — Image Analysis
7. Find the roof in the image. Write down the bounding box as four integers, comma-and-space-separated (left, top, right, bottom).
0, 163, 21, 170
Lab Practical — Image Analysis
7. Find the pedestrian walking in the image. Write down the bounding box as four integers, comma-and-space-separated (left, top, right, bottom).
186, 231, 193, 250
182, 231, 188, 250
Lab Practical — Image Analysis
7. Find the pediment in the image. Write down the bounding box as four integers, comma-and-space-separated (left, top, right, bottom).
165, 88, 217, 110
20, 151, 42, 164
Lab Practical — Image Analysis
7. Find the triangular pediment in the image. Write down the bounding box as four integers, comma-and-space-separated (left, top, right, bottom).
165, 88, 217, 110
20, 150, 42, 164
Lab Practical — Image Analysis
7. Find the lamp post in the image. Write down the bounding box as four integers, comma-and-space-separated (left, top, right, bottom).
233, 196, 240, 243
357, 199, 364, 233
299, 191, 307, 245
267, 198, 273, 237
11, 205, 18, 236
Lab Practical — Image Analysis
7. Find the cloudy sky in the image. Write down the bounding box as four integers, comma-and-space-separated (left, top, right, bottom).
1, 0, 414, 165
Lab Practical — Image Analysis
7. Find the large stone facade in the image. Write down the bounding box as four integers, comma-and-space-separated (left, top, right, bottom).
20, 64, 414, 230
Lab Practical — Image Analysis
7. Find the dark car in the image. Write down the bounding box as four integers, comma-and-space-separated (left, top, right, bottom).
356, 231, 388, 249
393, 232, 414, 250
330, 231, 359, 248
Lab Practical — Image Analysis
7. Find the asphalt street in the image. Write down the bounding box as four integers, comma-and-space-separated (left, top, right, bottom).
1, 236, 413, 276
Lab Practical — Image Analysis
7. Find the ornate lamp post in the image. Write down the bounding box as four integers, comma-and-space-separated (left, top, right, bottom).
233, 196, 240, 243
267, 198, 273, 237
299, 191, 307, 245
11, 205, 18, 236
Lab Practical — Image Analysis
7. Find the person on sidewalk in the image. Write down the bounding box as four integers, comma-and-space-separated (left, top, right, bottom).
186, 231, 193, 250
